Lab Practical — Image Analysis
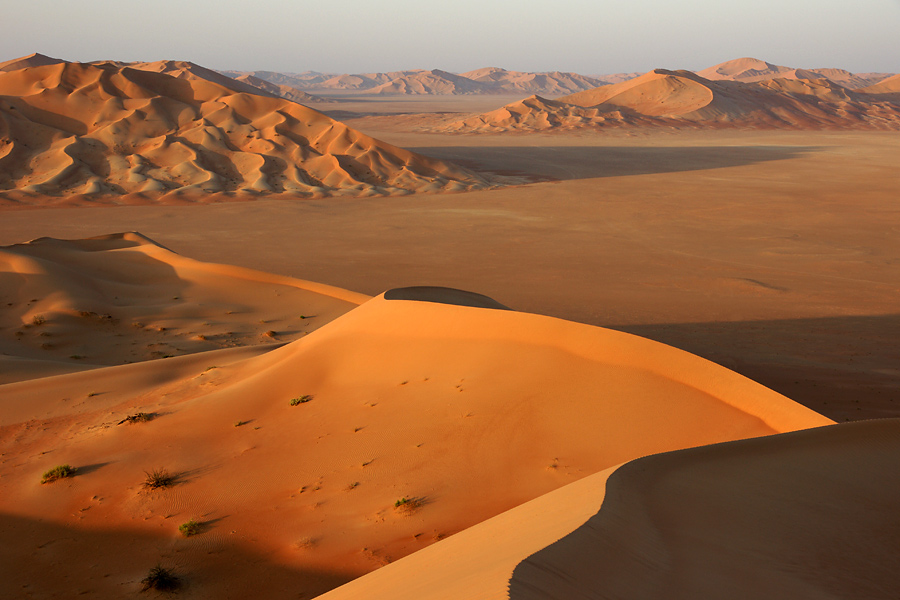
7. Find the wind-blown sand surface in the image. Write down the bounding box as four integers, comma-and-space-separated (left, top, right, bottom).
0, 235, 831, 597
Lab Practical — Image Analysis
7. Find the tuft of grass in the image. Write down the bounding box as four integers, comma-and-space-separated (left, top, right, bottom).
234, 420, 248, 427
41, 464, 76, 484
178, 519, 201, 537
141, 565, 180, 592
290, 395, 313, 406
264, 330, 277, 338
119, 412, 154, 425
32, 314, 46, 326
394, 496, 423, 514
143, 468, 176, 490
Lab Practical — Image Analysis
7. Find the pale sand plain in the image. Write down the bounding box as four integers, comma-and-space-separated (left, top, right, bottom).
2, 96, 898, 424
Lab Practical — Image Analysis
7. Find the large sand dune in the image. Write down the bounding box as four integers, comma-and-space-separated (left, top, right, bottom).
0, 60, 494, 205
0, 234, 832, 598
443, 69, 900, 132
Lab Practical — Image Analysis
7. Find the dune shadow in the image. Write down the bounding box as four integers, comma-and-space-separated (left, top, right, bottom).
409, 145, 820, 181
74, 462, 112, 477
0, 512, 354, 598
613, 313, 900, 422
384, 286, 511, 310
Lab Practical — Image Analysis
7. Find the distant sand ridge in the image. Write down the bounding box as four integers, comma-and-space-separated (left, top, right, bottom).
0, 233, 834, 597
0, 59, 494, 203
443, 67, 900, 132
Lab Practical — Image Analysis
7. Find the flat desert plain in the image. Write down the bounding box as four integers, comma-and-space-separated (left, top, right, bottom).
2, 84, 900, 599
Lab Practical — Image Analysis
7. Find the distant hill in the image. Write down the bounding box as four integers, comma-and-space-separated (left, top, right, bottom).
697, 57, 893, 89
442, 68, 900, 132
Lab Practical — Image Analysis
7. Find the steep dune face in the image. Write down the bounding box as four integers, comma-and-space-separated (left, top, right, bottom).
444, 69, 900, 132
0, 61, 492, 202
0, 233, 365, 381
324, 418, 898, 600
0, 242, 832, 597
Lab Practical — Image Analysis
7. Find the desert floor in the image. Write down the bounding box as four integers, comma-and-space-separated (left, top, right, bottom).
2, 96, 898, 423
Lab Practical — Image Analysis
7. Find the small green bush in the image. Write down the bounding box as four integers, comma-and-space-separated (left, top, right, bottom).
41, 464, 76, 484
141, 565, 180, 592
178, 520, 201, 537
290, 395, 313, 406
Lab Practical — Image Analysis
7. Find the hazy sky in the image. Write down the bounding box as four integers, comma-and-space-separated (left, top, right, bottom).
3, 0, 898, 74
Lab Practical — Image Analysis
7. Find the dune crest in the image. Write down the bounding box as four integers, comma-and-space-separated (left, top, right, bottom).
0, 60, 494, 204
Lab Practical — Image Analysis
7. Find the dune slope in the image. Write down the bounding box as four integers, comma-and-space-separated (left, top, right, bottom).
0, 61, 493, 204
0, 232, 365, 381
322, 418, 898, 600
0, 250, 831, 597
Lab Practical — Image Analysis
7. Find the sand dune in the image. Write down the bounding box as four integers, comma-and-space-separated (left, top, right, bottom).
233, 73, 334, 103
0, 60, 493, 204
697, 57, 892, 89
0, 235, 832, 597
860, 73, 900, 95
443, 68, 900, 132
0, 52, 66, 72
322, 417, 899, 600
371, 69, 493, 95
459, 67, 604, 95
0, 232, 365, 381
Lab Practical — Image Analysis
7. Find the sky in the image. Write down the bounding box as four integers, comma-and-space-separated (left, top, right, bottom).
3, 0, 899, 75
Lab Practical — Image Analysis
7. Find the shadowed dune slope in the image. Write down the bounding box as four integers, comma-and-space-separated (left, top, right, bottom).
0, 61, 493, 202
321, 418, 898, 600
0, 252, 831, 598
233, 73, 334, 103
444, 69, 900, 132
0, 232, 366, 381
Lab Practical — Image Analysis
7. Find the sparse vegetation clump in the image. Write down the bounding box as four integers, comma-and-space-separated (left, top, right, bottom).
143, 468, 176, 490
119, 412, 154, 425
290, 395, 313, 406
32, 314, 46, 326
394, 496, 424, 514
41, 464, 76, 484
141, 565, 180, 592
178, 520, 201, 537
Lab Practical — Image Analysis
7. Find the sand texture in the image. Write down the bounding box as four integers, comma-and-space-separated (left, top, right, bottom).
0, 60, 494, 205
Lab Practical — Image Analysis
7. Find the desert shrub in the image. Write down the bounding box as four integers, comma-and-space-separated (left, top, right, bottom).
32, 314, 46, 326
41, 464, 76, 484
178, 520, 201, 537
143, 468, 176, 490
290, 395, 313, 406
141, 565, 180, 592
119, 412, 154, 425
394, 496, 423, 513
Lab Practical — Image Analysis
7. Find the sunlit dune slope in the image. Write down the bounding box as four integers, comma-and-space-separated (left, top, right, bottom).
697, 57, 891, 89
0, 266, 830, 597
233, 73, 334, 104
860, 73, 900, 95
0, 61, 492, 202
0, 232, 365, 381
443, 69, 900, 132
321, 418, 898, 600
0, 52, 66, 72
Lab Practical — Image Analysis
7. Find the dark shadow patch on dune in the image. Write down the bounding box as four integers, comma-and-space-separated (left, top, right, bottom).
384, 286, 511, 310
0, 512, 354, 598
508, 418, 900, 600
